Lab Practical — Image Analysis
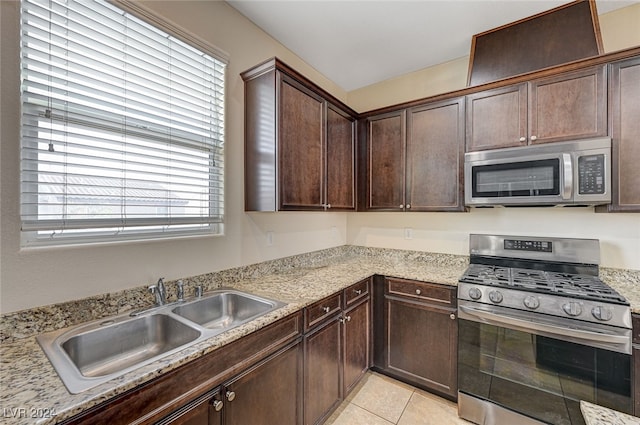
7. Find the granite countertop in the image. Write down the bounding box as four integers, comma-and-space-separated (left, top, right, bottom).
0, 246, 638, 425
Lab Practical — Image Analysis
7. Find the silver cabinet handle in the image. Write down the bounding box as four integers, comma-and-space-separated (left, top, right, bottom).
322, 306, 330, 313
354, 289, 362, 295
212, 400, 223, 412
415, 289, 421, 295
530, 135, 538, 141
450, 313, 456, 320
226, 391, 236, 402
406, 204, 411, 209
519, 136, 526, 142
345, 316, 351, 322
327, 203, 331, 209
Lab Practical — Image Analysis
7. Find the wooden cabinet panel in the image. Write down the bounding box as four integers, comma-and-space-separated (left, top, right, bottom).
344, 278, 369, 307
375, 278, 457, 400
466, 83, 528, 151
367, 111, 406, 210
386, 297, 457, 398
155, 390, 217, 425
406, 97, 465, 211
529, 65, 607, 144
326, 104, 356, 210
305, 293, 342, 330
242, 58, 357, 212
387, 278, 454, 304
606, 57, 640, 212
343, 299, 370, 395
467, 66, 606, 151
279, 76, 324, 209
304, 318, 342, 425
224, 341, 302, 425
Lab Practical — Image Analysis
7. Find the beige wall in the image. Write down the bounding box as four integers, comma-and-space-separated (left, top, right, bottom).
1, 1, 639, 314
0, 0, 349, 313
346, 3, 640, 271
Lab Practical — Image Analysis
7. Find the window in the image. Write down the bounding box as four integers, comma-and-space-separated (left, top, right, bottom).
20, 0, 226, 246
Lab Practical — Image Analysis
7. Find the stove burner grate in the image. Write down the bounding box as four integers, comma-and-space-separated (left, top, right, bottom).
460, 264, 628, 304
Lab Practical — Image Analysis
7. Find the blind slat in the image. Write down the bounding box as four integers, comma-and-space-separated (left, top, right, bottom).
20, 0, 225, 246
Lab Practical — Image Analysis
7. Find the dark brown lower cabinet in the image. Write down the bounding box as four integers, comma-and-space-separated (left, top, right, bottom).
374, 277, 458, 400
158, 340, 302, 425
633, 314, 640, 416
343, 298, 370, 395
304, 313, 342, 425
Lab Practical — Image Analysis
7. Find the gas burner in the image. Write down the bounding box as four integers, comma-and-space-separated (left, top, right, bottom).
460, 264, 628, 305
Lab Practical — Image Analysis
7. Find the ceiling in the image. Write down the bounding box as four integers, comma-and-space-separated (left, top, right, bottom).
227, 0, 638, 91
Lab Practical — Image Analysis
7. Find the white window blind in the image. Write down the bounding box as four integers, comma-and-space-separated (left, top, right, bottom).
20, 0, 225, 246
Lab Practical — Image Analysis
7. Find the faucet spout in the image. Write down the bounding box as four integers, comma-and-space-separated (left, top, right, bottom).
156, 277, 166, 305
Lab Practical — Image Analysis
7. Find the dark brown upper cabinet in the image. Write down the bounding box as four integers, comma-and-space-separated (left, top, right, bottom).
466, 65, 607, 151
599, 56, 640, 212
242, 58, 356, 212
363, 97, 465, 212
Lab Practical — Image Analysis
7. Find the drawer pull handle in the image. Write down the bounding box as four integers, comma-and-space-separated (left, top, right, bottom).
450, 313, 456, 320
212, 400, 223, 411
415, 289, 421, 295
323, 306, 331, 313
354, 289, 362, 295
226, 391, 236, 402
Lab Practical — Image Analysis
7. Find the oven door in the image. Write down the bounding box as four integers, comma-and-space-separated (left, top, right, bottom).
458, 301, 632, 425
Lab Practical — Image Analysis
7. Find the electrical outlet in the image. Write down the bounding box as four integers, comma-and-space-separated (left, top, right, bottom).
404, 228, 413, 240
266, 231, 274, 246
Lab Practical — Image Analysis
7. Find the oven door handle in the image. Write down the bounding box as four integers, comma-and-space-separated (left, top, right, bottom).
458, 304, 631, 354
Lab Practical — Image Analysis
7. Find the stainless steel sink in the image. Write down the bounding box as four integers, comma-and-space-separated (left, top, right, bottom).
62, 314, 201, 378
37, 289, 286, 394
172, 290, 285, 329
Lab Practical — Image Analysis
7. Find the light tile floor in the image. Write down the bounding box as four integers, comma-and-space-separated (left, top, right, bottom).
325, 372, 471, 425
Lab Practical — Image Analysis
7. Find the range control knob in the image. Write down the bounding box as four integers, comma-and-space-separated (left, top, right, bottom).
562, 302, 583, 317
468, 287, 482, 300
523, 295, 540, 310
488, 290, 503, 304
592, 306, 613, 321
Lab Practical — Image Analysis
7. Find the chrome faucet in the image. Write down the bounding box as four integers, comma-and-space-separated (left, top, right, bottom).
176, 280, 184, 302
148, 277, 167, 306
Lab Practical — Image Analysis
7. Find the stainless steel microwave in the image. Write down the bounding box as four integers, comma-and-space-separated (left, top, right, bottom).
464, 138, 611, 207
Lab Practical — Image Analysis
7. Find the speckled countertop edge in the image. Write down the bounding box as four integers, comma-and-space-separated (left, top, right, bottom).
581, 401, 640, 424
0, 245, 638, 425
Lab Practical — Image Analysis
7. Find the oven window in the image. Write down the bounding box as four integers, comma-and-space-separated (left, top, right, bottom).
472, 159, 560, 198
458, 319, 632, 425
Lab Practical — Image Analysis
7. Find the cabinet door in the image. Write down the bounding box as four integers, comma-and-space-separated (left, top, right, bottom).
529, 65, 607, 144
155, 390, 219, 425
279, 75, 325, 210
466, 83, 527, 151
407, 97, 465, 211
343, 299, 370, 395
326, 104, 356, 210
224, 341, 302, 425
385, 296, 457, 398
366, 110, 406, 210
304, 317, 342, 425
607, 57, 640, 212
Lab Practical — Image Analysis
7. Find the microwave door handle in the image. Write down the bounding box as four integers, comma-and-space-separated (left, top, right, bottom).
562, 153, 572, 199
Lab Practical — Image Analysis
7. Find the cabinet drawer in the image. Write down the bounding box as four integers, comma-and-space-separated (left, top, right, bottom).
344, 279, 370, 307
305, 293, 342, 330
386, 278, 454, 305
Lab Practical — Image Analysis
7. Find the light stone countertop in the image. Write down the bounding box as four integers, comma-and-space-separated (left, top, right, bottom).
581, 401, 640, 424
0, 246, 638, 425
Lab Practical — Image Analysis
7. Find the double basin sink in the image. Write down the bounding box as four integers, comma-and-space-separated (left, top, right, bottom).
37, 289, 286, 394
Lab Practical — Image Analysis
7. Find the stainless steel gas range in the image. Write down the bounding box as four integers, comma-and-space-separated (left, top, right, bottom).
457, 234, 632, 425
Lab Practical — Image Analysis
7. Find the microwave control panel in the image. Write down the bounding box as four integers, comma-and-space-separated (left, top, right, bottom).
578, 154, 605, 195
